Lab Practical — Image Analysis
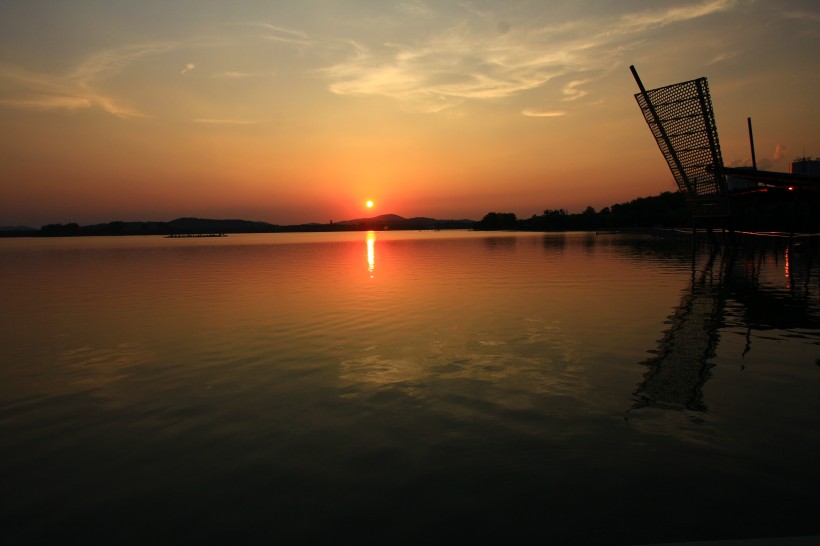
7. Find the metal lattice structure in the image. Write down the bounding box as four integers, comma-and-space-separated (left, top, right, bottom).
633, 73, 730, 218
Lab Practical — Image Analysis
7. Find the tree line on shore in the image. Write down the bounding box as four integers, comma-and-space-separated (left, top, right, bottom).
3, 190, 693, 237
15, 186, 819, 236
475, 191, 691, 231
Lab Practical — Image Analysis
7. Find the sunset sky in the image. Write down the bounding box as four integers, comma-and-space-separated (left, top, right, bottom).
1, 0, 819, 227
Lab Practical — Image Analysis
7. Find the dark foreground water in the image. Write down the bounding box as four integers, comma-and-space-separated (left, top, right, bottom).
1, 231, 819, 545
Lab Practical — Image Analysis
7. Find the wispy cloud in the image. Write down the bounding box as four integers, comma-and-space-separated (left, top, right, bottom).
0, 42, 175, 118
0, 95, 92, 111
521, 109, 566, 118
192, 118, 263, 125
320, 28, 567, 112
209, 71, 266, 79
0, 19, 304, 120
241, 22, 314, 46
398, 1, 434, 17
784, 10, 820, 23
562, 80, 589, 101
706, 51, 737, 65
319, 0, 739, 113
0, 2, 743, 119
70, 42, 175, 82
614, 0, 736, 34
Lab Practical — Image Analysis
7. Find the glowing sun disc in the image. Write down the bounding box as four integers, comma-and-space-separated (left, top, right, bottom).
366, 200, 374, 208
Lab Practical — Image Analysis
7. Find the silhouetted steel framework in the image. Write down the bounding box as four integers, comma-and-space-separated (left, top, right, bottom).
631, 66, 729, 218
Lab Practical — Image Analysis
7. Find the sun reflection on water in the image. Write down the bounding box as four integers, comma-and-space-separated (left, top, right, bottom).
366, 231, 375, 275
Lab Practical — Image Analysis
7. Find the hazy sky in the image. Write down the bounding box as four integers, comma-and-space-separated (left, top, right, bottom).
1, 0, 818, 226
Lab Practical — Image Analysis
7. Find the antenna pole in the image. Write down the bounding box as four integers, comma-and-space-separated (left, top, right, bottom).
747, 117, 758, 171
630, 65, 647, 94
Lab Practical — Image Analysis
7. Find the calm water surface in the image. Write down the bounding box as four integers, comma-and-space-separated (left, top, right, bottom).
1, 231, 819, 544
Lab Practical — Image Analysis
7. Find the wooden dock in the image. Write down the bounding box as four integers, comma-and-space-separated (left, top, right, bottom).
164, 233, 227, 238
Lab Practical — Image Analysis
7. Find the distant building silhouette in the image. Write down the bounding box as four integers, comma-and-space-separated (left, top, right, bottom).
791, 157, 820, 177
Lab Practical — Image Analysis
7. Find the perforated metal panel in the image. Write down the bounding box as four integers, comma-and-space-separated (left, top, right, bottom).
635, 78, 730, 218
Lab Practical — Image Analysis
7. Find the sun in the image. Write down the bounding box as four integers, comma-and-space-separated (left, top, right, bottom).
365, 200, 374, 209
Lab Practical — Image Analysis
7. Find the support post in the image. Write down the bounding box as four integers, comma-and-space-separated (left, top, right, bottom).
748, 117, 758, 171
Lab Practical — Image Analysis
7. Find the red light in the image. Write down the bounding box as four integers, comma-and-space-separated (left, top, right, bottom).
788, 186, 794, 191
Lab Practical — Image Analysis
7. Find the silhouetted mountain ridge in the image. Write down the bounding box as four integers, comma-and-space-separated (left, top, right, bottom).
4, 190, 736, 237
333, 214, 473, 230
336, 214, 407, 225
8, 214, 476, 236
0, 225, 36, 232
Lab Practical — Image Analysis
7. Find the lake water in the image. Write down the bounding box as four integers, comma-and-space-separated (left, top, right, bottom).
1, 231, 819, 545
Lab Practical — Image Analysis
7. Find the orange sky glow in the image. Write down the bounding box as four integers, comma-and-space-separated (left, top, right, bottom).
1, 1, 818, 227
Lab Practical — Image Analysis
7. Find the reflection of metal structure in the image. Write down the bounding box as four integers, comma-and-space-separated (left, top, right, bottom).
631, 243, 819, 415
631, 66, 729, 219
632, 249, 728, 412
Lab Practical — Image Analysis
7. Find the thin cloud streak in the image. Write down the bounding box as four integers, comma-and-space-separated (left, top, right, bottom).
562, 80, 589, 101
241, 22, 314, 46
319, 0, 741, 112
0, 96, 91, 111
192, 118, 264, 125
321, 29, 569, 112
210, 71, 266, 79
616, 0, 736, 34
0, 1, 742, 119
785, 10, 820, 21
0, 20, 307, 120
0, 41, 176, 118
521, 109, 566, 118
706, 51, 737, 65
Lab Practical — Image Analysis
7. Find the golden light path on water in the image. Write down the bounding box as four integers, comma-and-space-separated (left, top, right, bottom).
367, 231, 375, 275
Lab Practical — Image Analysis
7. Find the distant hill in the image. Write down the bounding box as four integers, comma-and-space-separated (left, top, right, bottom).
7, 214, 477, 237
337, 213, 406, 225
334, 214, 474, 230
0, 226, 38, 237
2, 191, 708, 238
